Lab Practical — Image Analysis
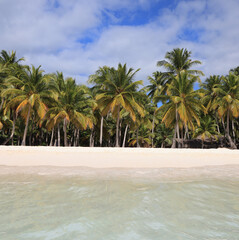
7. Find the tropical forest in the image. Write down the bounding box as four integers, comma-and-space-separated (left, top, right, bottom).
0, 48, 238, 149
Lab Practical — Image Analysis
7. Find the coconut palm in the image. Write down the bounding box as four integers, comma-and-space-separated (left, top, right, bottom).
0, 51, 24, 111
46, 75, 93, 146
157, 48, 204, 77
211, 73, 239, 148
88, 66, 112, 147
128, 127, 151, 147
0, 50, 24, 67
96, 63, 144, 147
146, 71, 168, 104
194, 115, 219, 148
2, 65, 57, 145
201, 75, 222, 111
154, 123, 173, 148
158, 71, 205, 148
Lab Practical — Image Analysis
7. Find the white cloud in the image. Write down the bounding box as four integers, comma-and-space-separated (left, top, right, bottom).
0, 0, 239, 85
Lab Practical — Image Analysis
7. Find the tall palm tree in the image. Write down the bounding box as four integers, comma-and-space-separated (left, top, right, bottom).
158, 71, 205, 148
211, 73, 239, 148
88, 66, 112, 147
96, 63, 144, 147
157, 48, 204, 77
46, 75, 93, 146
2, 65, 57, 145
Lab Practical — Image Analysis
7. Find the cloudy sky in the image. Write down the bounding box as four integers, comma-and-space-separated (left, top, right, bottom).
1, 0, 239, 84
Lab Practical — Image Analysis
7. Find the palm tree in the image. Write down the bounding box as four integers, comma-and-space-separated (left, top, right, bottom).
2, 65, 57, 145
146, 71, 168, 104
0, 51, 24, 111
0, 50, 24, 67
46, 75, 93, 146
154, 123, 173, 148
201, 75, 222, 111
128, 126, 151, 147
157, 48, 204, 77
194, 115, 219, 148
211, 73, 239, 148
96, 63, 144, 147
88, 66, 112, 147
158, 71, 205, 148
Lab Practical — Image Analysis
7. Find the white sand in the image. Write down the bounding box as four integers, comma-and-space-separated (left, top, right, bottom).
0, 146, 238, 168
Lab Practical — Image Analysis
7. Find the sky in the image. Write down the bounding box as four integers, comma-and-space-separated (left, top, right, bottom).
1, 0, 239, 85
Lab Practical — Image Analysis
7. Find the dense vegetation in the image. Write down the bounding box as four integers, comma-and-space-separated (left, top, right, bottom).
0, 49, 238, 148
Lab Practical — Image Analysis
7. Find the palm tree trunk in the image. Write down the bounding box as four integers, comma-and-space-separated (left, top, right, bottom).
161, 142, 165, 148
176, 120, 180, 148
57, 124, 60, 146
75, 129, 80, 146
151, 112, 155, 147
226, 110, 236, 149
181, 127, 184, 148
232, 119, 236, 142
136, 128, 140, 148
3, 112, 16, 145
100, 116, 103, 147
63, 118, 68, 147
115, 106, 120, 147
0, 97, 5, 111
173, 104, 180, 148
90, 125, 94, 147
119, 119, 122, 146
172, 125, 177, 148
215, 117, 220, 134
49, 127, 54, 146
221, 117, 225, 132
21, 105, 31, 146
122, 124, 129, 147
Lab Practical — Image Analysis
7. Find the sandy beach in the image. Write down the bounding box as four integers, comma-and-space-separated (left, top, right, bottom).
0, 146, 238, 169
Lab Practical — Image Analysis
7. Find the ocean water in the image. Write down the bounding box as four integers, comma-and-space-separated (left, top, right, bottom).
0, 166, 239, 240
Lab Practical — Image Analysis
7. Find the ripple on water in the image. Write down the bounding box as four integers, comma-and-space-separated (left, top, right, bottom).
0, 165, 239, 239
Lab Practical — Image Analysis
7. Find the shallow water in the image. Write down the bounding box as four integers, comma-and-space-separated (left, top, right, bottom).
0, 166, 239, 240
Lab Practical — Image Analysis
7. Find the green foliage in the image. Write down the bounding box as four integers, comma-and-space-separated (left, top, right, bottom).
0, 48, 238, 148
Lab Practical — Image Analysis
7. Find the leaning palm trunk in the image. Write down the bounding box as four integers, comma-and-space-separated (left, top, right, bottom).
176, 117, 181, 148
172, 105, 179, 148
100, 116, 103, 147
21, 105, 31, 146
0, 97, 5, 111
122, 124, 129, 147
115, 107, 120, 147
3, 112, 16, 145
226, 110, 237, 149
63, 118, 68, 147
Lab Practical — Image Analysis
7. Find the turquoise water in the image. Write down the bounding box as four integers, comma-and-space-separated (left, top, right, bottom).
0, 166, 239, 240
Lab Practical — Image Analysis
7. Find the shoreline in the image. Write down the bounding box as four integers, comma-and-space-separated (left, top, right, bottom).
0, 146, 239, 169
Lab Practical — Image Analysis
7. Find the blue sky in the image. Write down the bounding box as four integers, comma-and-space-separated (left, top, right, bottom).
1, 0, 239, 84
